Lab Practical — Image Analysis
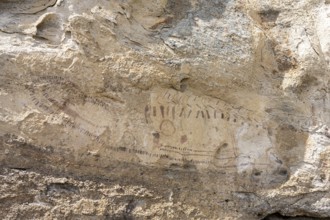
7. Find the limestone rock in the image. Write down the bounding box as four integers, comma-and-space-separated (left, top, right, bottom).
0, 0, 330, 219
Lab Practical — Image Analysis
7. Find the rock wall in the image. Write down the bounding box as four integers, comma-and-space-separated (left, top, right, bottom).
0, 0, 330, 219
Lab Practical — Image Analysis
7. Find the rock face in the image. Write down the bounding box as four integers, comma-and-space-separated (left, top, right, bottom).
0, 0, 330, 219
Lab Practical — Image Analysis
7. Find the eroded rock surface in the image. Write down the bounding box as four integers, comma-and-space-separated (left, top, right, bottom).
0, 0, 330, 219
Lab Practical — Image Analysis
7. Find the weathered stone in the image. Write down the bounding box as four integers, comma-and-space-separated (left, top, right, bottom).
0, 0, 329, 219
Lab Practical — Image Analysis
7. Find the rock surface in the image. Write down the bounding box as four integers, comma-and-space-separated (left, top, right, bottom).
0, 0, 330, 219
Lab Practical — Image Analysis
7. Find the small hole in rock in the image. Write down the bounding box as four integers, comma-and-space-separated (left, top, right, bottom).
152, 132, 160, 139
258, 10, 280, 23
179, 78, 189, 92
254, 170, 262, 176
279, 169, 288, 176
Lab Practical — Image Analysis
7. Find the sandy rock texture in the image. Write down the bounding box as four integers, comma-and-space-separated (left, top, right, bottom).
0, 0, 330, 219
